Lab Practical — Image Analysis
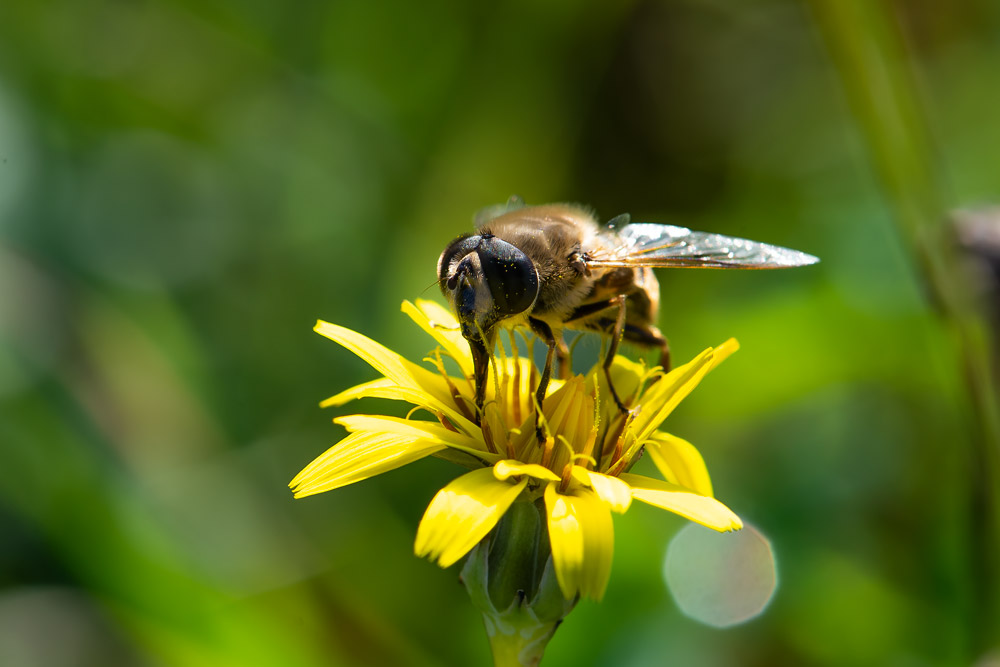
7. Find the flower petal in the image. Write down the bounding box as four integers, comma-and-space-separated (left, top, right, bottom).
570, 468, 632, 513
415, 468, 527, 568
545, 484, 615, 601
335, 414, 480, 449
497, 356, 536, 428
314, 320, 434, 387
629, 348, 715, 446
549, 377, 594, 472
627, 340, 737, 450
402, 300, 474, 378
707, 338, 739, 371
431, 447, 502, 470
290, 431, 445, 498
494, 459, 560, 483
313, 320, 477, 432
320, 378, 395, 407
620, 473, 742, 532
646, 432, 714, 497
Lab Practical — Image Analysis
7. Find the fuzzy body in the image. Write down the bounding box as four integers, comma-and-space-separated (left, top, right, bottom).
438, 199, 817, 413
480, 204, 599, 325
438, 203, 664, 349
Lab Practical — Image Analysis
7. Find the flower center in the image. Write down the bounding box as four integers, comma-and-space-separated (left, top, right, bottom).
431, 336, 653, 479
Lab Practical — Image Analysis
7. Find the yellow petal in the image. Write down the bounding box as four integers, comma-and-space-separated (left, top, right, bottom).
533, 376, 593, 472
629, 348, 715, 446
494, 459, 560, 483
502, 356, 537, 427
335, 415, 479, 448
627, 341, 737, 448
412, 298, 460, 330
320, 378, 395, 407
402, 300, 474, 378
545, 484, 614, 601
620, 473, 743, 532
290, 431, 445, 498
646, 432, 714, 497
415, 468, 527, 568
335, 414, 496, 464
345, 386, 478, 433
314, 320, 431, 385
570, 468, 632, 513
707, 338, 739, 372
431, 447, 503, 470
313, 320, 477, 433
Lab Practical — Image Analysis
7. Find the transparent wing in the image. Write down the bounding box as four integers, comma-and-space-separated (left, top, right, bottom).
588, 223, 819, 269
473, 195, 526, 227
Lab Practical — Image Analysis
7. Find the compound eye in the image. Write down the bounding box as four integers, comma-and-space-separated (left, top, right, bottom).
476, 237, 539, 317
437, 234, 480, 292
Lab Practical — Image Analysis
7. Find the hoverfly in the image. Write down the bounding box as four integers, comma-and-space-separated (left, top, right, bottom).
437, 197, 817, 434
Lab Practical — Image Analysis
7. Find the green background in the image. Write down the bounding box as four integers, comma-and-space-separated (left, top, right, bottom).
2, 0, 999, 664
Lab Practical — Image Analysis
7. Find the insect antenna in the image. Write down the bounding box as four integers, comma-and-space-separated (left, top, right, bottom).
420, 276, 445, 295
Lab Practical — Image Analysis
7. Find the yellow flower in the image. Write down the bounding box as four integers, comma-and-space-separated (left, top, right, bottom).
291, 299, 742, 601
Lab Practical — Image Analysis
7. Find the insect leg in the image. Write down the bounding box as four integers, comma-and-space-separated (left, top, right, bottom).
528, 317, 558, 442
554, 337, 571, 379
580, 296, 671, 373
603, 295, 629, 414
564, 298, 619, 323
620, 322, 670, 373
468, 337, 490, 422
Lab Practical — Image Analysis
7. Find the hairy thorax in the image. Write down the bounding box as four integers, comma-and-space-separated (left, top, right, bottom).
483, 205, 599, 324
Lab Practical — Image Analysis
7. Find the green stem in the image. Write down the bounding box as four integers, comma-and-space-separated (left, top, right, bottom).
485, 616, 557, 667
810, 0, 1000, 656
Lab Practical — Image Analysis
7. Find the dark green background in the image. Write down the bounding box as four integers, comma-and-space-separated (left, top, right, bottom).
1, 0, 999, 664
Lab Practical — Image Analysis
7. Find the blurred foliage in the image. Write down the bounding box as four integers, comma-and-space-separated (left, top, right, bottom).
1, 0, 1000, 665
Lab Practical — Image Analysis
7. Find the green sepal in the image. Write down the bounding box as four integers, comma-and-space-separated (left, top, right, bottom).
460, 500, 577, 667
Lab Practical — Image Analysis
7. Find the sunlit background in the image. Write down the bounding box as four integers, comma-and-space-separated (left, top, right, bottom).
2, 0, 1000, 664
